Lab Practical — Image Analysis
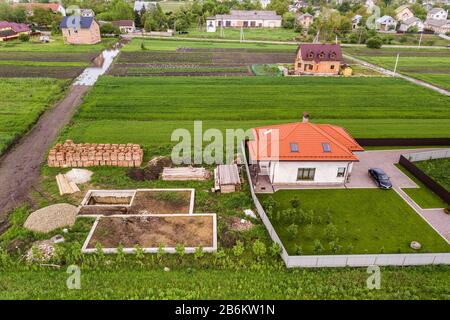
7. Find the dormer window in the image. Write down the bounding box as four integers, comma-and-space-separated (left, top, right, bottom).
330, 52, 336, 59
290, 143, 299, 152
322, 143, 331, 152
307, 52, 314, 59
318, 51, 325, 59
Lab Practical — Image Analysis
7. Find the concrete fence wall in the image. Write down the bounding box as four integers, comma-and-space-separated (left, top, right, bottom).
403, 149, 450, 162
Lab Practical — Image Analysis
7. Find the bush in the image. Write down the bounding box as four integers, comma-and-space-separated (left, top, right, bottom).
252, 240, 267, 259
100, 23, 120, 35
324, 223, 338, 241
18, 33, 30, 42
313, 240, 324, 254
286, 223, 299, 240
366, 37, 383, 49
289, 196, 300, 209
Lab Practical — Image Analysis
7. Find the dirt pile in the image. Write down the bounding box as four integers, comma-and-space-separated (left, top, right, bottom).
127, 156, 172, 181
24, 203, 77, 233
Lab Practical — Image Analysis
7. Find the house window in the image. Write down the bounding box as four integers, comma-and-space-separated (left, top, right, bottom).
337, 167, 346, 178
218, 21, 222, 26
290, 143, 299, 152
250, 21, 256, 27
308, 64, 313, 70
322, 143, 331, 152
330, 65, 335, 70
297, 168, 315, 181
297, 62, 301, 67
226, 21, 231, 27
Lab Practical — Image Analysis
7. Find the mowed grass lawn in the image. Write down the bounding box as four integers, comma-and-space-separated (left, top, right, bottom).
123, 38, 296, 51
59, 76, 450, 153
0, 78, 68, 154
395, 164, 447, 209
415, 158, 450, 192
343, 47, 450, 90
259, 189, 450, 255
178, 27, 300, 42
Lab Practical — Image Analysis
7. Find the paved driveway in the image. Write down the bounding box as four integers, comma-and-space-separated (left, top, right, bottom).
346, 149, 440, 189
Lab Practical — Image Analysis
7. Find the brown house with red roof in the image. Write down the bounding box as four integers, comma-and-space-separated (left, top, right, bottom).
294, 43, 343, 75
247, 113, 364, 189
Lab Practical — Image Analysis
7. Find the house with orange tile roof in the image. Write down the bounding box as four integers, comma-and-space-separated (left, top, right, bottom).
247, 113, 364, 188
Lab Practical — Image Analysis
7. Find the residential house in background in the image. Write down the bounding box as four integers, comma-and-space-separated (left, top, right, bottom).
426, 7, 448, 20
112, 20, 136, 33
12, 2, 66, 16
289, 0, 309, 13
399, 16, 424, 32
297, 13, 314, 29
208, 10, 282, 29
0, 21, 30, 41
259, 0, 271, 9
376, 15, 397, 31
80, 9, 95, 17
294, 43, 342, 75
424, 18, 450, 33
60, 16, 101, 45
247, 115, 364, 187
352, 14, 362, 29
395, 5, 414, 22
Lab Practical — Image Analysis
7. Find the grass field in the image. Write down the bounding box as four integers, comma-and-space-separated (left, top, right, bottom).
415, 158, 450, 192
178, 27, 300, 42
259, 189, 450, 255
343, 47, 450, 90
0, 36, 115, 52
58, 76, 450, 153
1, 266, 450, 299
123, 38, 296, 52
395, 164, 448, 209
0, 78, 69, 155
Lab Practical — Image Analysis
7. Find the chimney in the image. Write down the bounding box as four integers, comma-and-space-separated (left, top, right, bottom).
302, 112, 309, 123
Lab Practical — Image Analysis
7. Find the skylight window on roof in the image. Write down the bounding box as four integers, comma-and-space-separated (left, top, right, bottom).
290, 143, 299, 152
322, 143, 331, 152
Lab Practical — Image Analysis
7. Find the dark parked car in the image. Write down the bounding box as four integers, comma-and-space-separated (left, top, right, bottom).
368, 168, 392, 189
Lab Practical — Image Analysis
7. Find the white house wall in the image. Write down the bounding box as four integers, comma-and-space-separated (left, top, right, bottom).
269, 161, 352, 184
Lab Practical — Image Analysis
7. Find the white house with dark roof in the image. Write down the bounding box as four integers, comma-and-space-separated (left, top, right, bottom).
376, 15, 397, 31
399, 16, 424, 32
427, 7, 448, 20
207, 10, 282, 29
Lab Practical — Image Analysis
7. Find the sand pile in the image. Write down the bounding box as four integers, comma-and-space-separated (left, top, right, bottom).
24, 203, 77, 233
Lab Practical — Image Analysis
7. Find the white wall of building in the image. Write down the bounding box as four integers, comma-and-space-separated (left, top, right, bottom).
264, 161, 353, 185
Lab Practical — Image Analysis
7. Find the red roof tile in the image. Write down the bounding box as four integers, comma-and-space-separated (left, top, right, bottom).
297, 43, 343, 62
248, 122, 363, 162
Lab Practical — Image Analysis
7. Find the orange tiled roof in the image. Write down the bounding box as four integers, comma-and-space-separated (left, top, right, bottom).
248, 122, 364, 162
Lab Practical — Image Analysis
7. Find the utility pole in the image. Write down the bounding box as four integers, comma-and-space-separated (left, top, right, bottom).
220, 20, 224, 38
393, 53, 400, 77
418, 32, 423, 49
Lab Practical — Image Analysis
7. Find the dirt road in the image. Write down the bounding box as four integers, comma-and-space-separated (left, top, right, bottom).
0, 85, 90, 230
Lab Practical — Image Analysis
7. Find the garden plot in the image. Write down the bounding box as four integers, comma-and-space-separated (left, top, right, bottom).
82, 214, 217, 253
109, 47, 294, 77
78, 189, 195, 216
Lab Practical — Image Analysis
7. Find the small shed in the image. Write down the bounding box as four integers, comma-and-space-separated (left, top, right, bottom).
215, 164, 241, 193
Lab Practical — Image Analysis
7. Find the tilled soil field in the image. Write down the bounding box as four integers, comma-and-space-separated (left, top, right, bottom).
0, 65, 85, 78
112, 48, 294, 76
86, 215, 214, 248
0, 51, 98, 62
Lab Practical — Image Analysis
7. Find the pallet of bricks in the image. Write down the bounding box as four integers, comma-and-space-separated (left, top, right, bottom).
48, 140, 143, 168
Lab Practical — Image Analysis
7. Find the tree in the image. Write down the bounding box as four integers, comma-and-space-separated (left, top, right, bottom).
366, 36, 383, 48
100, 22, 120, 35
31, 8, 54, 27
143, 4, 167, 32
0, 3, 27, 23
267, 0, 290, 16
97, 0, 133, 21
282, 12, 296, 29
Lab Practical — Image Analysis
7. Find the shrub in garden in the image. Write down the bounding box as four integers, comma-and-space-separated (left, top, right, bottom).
194, 246, 204, 260
18, 34, 30, 42
294, 245, 303, 255
289, 196, 300, 209
175, 244, 185, 257
269, 242, 281, 257
252, 240, 267, 259
366, 37, 383, 49
329, 241, 342, 254
324, 223, 338, 241
286, 223, 299, 240
263, 196, 279, 216
303, 224, 314, 239
232, 240, 244, 257
313, 240, 324, 254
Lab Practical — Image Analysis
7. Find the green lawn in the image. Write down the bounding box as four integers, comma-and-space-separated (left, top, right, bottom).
57, 76, 450, 152
0, 36, 115, 52
259, 189, 450, 255
395, 164, 448, 209
123, 38, 297, 52
0, 78, 69, 154
343, 47, 450, 91
415, 158, 450, 192
178, 27, 300, 42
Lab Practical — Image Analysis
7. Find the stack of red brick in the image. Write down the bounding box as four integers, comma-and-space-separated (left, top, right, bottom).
48, 140, 143, 168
